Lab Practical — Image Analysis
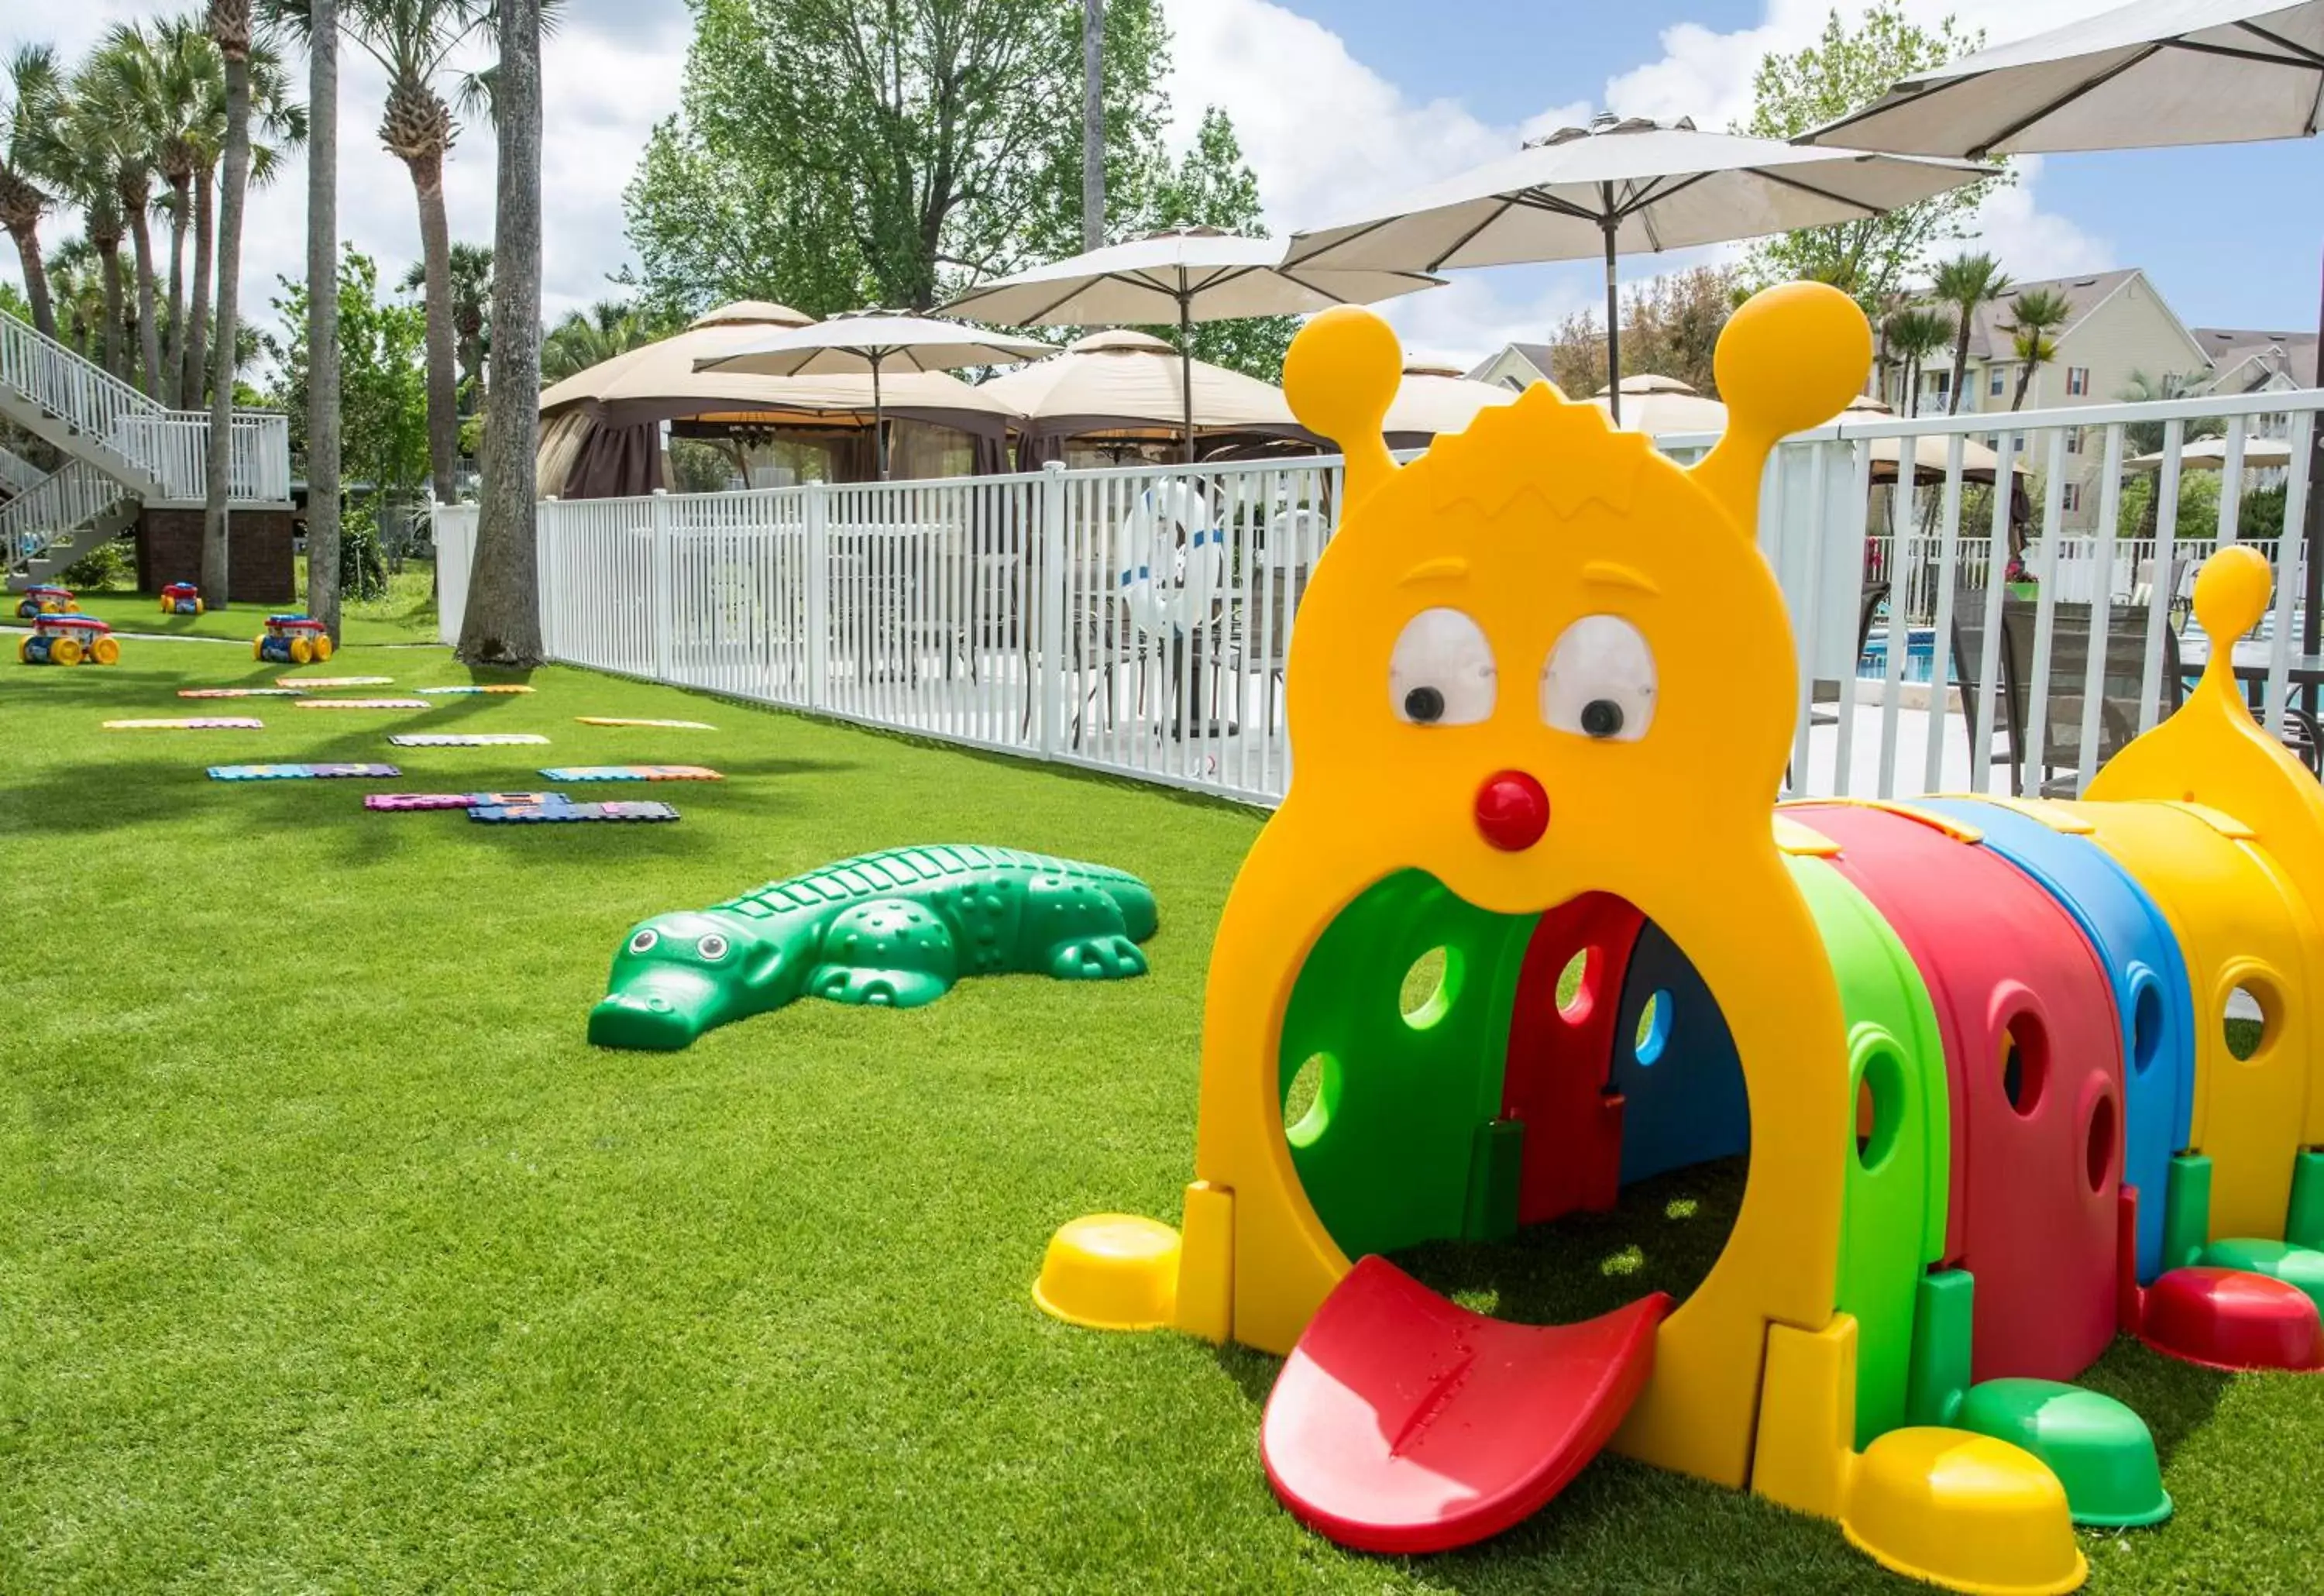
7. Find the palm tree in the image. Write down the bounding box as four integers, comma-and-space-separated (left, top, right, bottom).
539, 298, 662, 383
2117, 368, 2224, 545
404, 239, 490, 414
129, 18, 226, 406
49, 132, 129, 379
201, 0, 255, 600
1930, 252, 2009, 418
349, 0, 489, 506
2004, 287, 2074, 412
1883, 307, 1954, 419
42, 236, 108, 358
182, 36, 303, 408
461, 0, 542, 665
303, 0, 342, 639
79, 31, 172, 398
1, 45, 67, 340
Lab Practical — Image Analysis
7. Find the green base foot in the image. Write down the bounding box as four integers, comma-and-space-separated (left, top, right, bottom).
807, 965, 953, 1007
1957, 1378, 2171, 1529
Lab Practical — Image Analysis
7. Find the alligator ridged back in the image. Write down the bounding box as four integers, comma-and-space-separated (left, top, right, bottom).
715, 844, 1157, 939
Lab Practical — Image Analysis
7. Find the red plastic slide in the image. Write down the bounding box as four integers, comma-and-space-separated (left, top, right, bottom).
1260, 1257, 1669, 1553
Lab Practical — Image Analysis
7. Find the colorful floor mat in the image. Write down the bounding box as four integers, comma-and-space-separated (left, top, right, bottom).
277, 676, 393, 687
105, 717, 264, 730
388, 733, 551, 747
210, 763, 402, 780
293, 698, 432, 710
179, 687, 301, 699
575, 717, 715, 729
470, 800, 679, 824
366, 791, 566, 810
537, 765, 722, 782
416, 685, 535, 695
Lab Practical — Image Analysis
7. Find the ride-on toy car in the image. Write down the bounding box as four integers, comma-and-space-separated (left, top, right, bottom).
255, 613, 334, 665
160, 581, 205, 615
15, 584, 77, 618
20, 613, 119, 665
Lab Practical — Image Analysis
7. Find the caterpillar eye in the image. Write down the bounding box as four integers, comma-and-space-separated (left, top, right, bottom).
1390, 608, 1495, 727
627, 927, 660, 955
1542, 616, 1657, 742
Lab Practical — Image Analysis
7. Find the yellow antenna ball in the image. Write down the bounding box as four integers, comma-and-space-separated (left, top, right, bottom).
2192, 544, 2274, 644
1284, 306, 1402, 452
1714, 281, 1874, 444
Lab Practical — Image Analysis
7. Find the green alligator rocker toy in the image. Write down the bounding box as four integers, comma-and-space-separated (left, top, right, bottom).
588, 844, 1159, 1050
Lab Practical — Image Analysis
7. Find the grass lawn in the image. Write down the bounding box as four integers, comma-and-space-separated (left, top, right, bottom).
57, 562, 442, 648
5, 632, 2321, 1593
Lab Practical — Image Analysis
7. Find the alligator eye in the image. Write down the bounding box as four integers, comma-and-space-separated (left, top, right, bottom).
627, 927, 660, 955
1542, 615, 1656, 741
1390, 608, 1495, 726
697, 933, 730, 961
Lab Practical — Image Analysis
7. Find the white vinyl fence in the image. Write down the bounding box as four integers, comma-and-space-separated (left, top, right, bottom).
436, 385, 2323, 808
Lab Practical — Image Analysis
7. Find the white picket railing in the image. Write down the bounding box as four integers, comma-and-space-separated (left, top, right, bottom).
1, 459, 136, 568
0, 443, 43, 498
436, 385, 2324, 808
0, 304, 291, 506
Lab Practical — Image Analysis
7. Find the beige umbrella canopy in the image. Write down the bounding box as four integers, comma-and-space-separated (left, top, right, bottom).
1842, 397, 2025, 483
1384, 358, 1518, 442
2127, 434, 2302, 472
978, 329, 1305, 454
1584, 374, 1731, 434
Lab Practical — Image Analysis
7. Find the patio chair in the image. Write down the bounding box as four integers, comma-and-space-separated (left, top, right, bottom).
1224, 562, 1311, 736
1811, 580, 1892, 725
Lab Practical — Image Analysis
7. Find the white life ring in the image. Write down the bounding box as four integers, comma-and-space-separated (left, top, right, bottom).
1116, 482, 1223, 634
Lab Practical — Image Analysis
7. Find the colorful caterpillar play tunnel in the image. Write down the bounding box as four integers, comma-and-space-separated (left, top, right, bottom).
1032, 283, 2324, 1596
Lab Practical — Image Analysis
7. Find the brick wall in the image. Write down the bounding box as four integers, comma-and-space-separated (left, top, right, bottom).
136, 507, 296, 604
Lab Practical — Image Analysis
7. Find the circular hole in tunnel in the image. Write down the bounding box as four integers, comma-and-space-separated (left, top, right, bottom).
1634, 990, 1672, 1065
1283, 1051, 1338, 1149
2001, 1015, 2047, 1116
2130, 979, 2163, 1077
2086, 1092, 2118, 1194
1556, 947, 1596, 1023
2223, 982, 2274, 1062
1855, 1044, 1904, 1171
1402, 948, 1459, 1030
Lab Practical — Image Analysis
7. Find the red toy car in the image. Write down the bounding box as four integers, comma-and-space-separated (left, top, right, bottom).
20, 613, 119, 666
161, 581, 205, 615
255, 612, 334, 665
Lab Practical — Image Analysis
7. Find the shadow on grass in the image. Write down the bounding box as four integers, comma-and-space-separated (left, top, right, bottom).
2075, 1333, 2233, 1470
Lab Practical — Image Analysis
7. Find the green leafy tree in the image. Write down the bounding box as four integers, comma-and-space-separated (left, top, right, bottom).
2, 45, 70, 340
1736, 5, 2006, 315
1930, 251, 2009, 415
263, 246, 430, 502
622, 0, 1171, 318
1542, 265, 1741, 397
77, 29, 172, 398
1884, 305, 1954, 417
404, 239, 490, 413
2003, 285, 2071, 410
1133, 108, 1292, 380
540, 298, 673, 384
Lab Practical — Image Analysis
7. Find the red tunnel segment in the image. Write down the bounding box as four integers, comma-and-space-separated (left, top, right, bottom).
1501, 893, 1646, 1226
1793, 803, 2126, 1384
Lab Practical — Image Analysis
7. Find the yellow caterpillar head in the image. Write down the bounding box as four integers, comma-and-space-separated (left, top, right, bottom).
1279, 283, 1871, 915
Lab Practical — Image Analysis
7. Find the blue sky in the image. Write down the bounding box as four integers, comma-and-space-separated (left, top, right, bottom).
11, 0, 2322, 363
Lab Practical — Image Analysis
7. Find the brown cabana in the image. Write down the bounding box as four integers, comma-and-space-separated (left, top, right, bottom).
536, 301, 1020, 497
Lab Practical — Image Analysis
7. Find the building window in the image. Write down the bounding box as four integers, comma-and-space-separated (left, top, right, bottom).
1927, 370, 1951, 397
2066, 366, 2091, 396
2065, 428, 2082, 455
1990, 369, 2007, 396
2062, 483, 2084, 512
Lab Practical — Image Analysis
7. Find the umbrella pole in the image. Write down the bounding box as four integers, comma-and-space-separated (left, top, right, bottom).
1601, 215, 1621, 427
1180, 294, 1196, 466
874, 356, 887, 482
2305, 240, 2323, 655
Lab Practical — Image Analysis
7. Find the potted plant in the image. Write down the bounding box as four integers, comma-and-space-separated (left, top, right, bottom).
2005, 551, 2039, 602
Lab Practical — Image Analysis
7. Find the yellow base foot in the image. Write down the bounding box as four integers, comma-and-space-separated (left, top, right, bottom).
1033, 1214, 1180, 1330
1842, 1428, 2086, 1595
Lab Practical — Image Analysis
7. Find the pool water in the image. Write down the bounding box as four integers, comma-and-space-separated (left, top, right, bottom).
1856, 627, 1960, 686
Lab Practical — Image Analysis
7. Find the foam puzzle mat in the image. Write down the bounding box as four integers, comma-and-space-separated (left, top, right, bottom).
538, 765, 723, 782
294, 698, 432, 710
388, 733, 551, 747
366, 791, 566, 811
210, 763, 402, 780
179, 687, 301, 699
470, 800, 680, 824
277, 676, 394, 687
576, 717, 716, 729
416, 685, 535, 696
105, 717, 264, 730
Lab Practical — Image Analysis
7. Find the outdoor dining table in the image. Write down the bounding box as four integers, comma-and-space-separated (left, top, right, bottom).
2174, 638, 2324, 714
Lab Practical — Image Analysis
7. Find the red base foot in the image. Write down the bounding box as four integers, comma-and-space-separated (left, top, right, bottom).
2137, 1267, 2324, 1372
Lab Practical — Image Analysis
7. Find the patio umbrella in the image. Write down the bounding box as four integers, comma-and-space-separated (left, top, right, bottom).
697, 311, 1056, 479
935, 225, 1443, 461
1281, 114, 1992, 423
1584, 373, 1732, 434
2129, 435, 2302, 471
978, 328, 1307, 458
1383, 357, 1518, 445
1798, 0, 2324, 641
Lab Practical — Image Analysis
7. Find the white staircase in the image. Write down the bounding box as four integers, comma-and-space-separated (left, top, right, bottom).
0, 442, 42, 499
0, 303, 290, 590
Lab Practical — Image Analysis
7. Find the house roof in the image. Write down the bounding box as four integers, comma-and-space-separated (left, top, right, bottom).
2190, 326, 2319, 390
1958, 268, 2142, 361
1470, 342, 1557, 384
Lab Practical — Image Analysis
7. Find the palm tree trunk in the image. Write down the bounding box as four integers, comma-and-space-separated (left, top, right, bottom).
461, 0, 543, 666
406, 149, 460, 506
185, 168, 214, 406
1947, 315, 1972, 416
307, 0, 342, 640
2011, 363, 2036, 412
126, 198, 166, 401
95, 233, 125, 380
164, 177, 191, 406
5, 218, 56, 339
202, 49, 251, 600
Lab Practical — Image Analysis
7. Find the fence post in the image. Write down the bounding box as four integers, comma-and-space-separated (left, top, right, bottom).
651, 488, 674, 681
1038, 461, 1067, 758
805, 479, 830, 710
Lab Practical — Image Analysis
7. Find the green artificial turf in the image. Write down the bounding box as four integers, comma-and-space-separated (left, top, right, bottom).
5, 634, 2321, 1593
